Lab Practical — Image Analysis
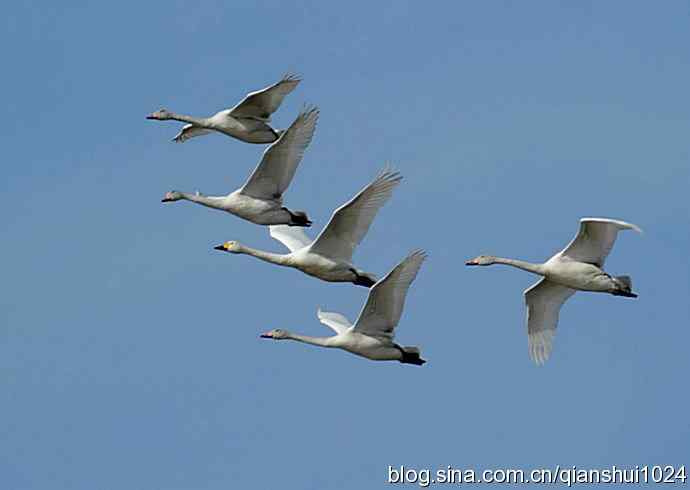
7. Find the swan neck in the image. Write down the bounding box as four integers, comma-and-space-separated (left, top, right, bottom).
240, 245, 290, 266
169, 113, 207, 126
180, 192, 224, 209
493, 257, 545, 275
287, 332, 335, 348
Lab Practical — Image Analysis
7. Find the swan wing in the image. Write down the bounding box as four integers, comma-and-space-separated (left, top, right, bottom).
317, 308, 353, 335
309, 169, 402, 261
269, 225, 312, 253
353, 250, 426, 340
558, 218, 642, 267
172, 124, 213, 143
229, 73, 301, 121
239, 106, 319, 199
524, 279, 576, 365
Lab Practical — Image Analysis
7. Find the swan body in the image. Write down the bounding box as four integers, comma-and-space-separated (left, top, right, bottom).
162, 107, 318, 227
466, 217, 642, 365
214, 169, 403, 287
147, 73, 301, 144
283, 248, 358, 281
261, 250, 427, 365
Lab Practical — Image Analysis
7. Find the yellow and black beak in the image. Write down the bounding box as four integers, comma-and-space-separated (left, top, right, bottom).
213, 244, 227, 252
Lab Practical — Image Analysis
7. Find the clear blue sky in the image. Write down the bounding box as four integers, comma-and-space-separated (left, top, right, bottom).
2, 1, 689, 489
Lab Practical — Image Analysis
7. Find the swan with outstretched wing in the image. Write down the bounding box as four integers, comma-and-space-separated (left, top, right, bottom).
260, 250, 427, 365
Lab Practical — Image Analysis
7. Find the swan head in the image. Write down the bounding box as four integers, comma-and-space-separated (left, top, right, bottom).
146, 108, 172, 120
465, 255, 497, 266
213, 241, 242, 254
260, 328, 289, 340
161, 190, 183, 203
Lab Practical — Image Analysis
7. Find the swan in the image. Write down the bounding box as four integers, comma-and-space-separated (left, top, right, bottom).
260, 250, 427, 365
214, 169, 402, 287
161, 106, 318, 227
465, 218, 642, 365
146, 73, 301, 144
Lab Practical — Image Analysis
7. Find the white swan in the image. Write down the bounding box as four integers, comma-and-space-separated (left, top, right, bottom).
146, 73, 301, 144
260, 250, 427, 365
214, 169, 402, 287
161, 106, 318, 227
466, 218, 642, 365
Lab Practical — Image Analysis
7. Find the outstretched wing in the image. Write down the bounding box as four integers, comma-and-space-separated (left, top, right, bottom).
558, 218, 642, 267
269, 225, 312, 253
524, 279, 576, 366
309, 169, 402, 261
172, 124, 213, 143
229, 73, 301, 121
317, 308, 353, 335
239, 106, 319, 199
353, 250, 427, 340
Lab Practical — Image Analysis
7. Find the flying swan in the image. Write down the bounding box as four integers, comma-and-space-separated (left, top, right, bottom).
214, 169, 402, 287
465, 218, 642, 365
161, 106, 318, 227
260, 250, 427, 365
146, 73, 301, 144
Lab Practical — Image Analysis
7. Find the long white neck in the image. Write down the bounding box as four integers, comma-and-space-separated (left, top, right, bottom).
179, 192, 226, 210
168, 112, 209, 127
238, 245, 291, 267
285, 332, 336, 348
492, 257, 546, 276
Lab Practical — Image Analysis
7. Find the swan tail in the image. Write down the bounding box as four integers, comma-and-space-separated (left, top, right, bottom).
399, 346, 426, 366
611, 275, 638, 298
352, 271, 377, 288
286, 210, 312, 227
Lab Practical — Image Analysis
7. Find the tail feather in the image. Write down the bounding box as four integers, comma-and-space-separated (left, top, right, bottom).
399, 346, 426, 366
612, 275, 637, 298
286, 209, 312, 227
351, 270, 377, 288
615, 275, 632, 289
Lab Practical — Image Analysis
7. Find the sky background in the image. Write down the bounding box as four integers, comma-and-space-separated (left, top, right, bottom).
1, 1, 689, 489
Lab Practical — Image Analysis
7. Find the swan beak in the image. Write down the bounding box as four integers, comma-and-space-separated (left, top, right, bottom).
213, 244, 227, 251
260, 332, 273, 339
146, 113, 159, 120
161, 197, 172, 203
465, 260, 478, 266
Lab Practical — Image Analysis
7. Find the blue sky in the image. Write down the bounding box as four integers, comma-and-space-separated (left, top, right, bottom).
1, 1, 689, 489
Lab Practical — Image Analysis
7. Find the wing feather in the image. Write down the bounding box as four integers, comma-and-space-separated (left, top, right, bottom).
353, 250, 427, 340
240, 106, 319, 199
524, 279, 576, 365
317, 308, 353, 335
229, 73, 301, 120
558, 218, 642, 267
172, 124, 213, 143
269, 225, 312, 253
309, 168, 402, 261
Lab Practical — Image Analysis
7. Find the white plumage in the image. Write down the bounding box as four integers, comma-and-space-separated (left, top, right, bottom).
466, 218, 642, 365
261, 251, 427, 365
161, 106, 318, 227
215, 169, 403, 287
147, 73, 301, 144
